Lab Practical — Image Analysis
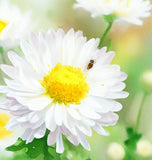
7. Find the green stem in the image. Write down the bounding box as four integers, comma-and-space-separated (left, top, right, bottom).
0, 46, 6, 63
98, 22, 113, 48
135, 93, 147, 133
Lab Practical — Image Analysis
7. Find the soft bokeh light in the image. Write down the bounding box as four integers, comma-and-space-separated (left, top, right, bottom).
107, 143, 125, 160
136, 140, 152, 157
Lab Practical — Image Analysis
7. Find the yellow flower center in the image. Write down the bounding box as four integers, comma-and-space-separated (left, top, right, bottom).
117, 0, 131, 17
105, 0, 131, 17
40, 63, 89, 105
105, 0, 111, 2
0, 113, 14, 139
141, 147, 149, 153
119, 0, 130, 8
0, 20, 8, 33
114, 150, 120, 154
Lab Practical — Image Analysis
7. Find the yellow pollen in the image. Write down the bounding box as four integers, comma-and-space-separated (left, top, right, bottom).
0, 113, 14, 139
0, 20, 8, 33
40, 63, 89, 105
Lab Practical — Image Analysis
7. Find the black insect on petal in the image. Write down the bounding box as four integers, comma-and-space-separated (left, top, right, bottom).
87, 59, 95, 70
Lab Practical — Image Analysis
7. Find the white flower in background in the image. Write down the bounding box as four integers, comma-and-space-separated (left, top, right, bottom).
74, 0, 151, 25
140, 70, 152, 93
0, 109, 21, 157
107, 143, 125, 160
136, 140, 152, 157
0, 0, 33, 48
0, 28, 128, 153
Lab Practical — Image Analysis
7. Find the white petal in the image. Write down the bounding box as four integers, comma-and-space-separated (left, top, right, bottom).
16, 96, 52, 111
6, 118, 19, 131
0, 64, 17, 79
76, 123, 92, 136
47, 129, 58, 146
79, 105, 101, 119
54, 103, 63, 126
34, 124, 46, 138
45, 106, 57, 132
106, 91, 129, 99
97, 112, 119, 126
93, 124, 109, 136
56, 133, 64, 153
67, 135, 79, 146
77, 129, 91, 151
67, 107, 81, 120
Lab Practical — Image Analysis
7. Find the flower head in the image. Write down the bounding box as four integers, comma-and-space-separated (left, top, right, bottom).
74, 0, 151, 25
0, 109, 21, 157
0, 28, 128, 153
0, 0, 33, 48
107, 143, 125, 160
136, 140, 152, 157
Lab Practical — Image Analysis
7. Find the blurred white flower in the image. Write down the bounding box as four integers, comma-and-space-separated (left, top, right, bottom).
0, 28, 128, 153
0, 0, 33, 48
140, 70, 152, 93
107, 143, 125, 160
0, 109, 21, 157
136, 140, 152, 157
74, 0, 151, 25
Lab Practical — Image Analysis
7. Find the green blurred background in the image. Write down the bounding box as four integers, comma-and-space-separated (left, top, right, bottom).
2, 0, 152, 159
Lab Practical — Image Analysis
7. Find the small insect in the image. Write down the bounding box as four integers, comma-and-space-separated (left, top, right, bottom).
87, 59, 95, 70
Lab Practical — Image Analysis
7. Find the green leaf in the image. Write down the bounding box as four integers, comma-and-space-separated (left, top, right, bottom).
12, 152, 31, 160
48, 147, 61, 159
124, 127, 142, 160
25, 138, 45, 159
126, 128, 134, 138
124, 127, 142, 151
6, 138, 26, 151
6, 130, 61, 160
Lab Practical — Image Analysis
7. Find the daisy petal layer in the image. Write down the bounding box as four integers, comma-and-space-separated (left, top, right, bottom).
74, 0, 152, 25
0, 28, 128, 153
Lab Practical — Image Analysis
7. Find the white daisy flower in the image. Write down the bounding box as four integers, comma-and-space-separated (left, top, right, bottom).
0, 109, 21, 157
0, 0, 33, 48
0, 28, 128, 153
107, 143, 125, 160
136, 140, 152, 157
74, 0, 152, 25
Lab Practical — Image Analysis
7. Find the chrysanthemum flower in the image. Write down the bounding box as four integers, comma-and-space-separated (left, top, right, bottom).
0, 109, 21, 157
74, 0, 151, 25
0, 28, 128, 153
0, 0, 33, 48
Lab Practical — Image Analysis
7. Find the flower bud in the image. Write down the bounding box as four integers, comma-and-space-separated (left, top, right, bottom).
136, 140, 152, 157
140, 70, 152, 93
107, 143, 125, 160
